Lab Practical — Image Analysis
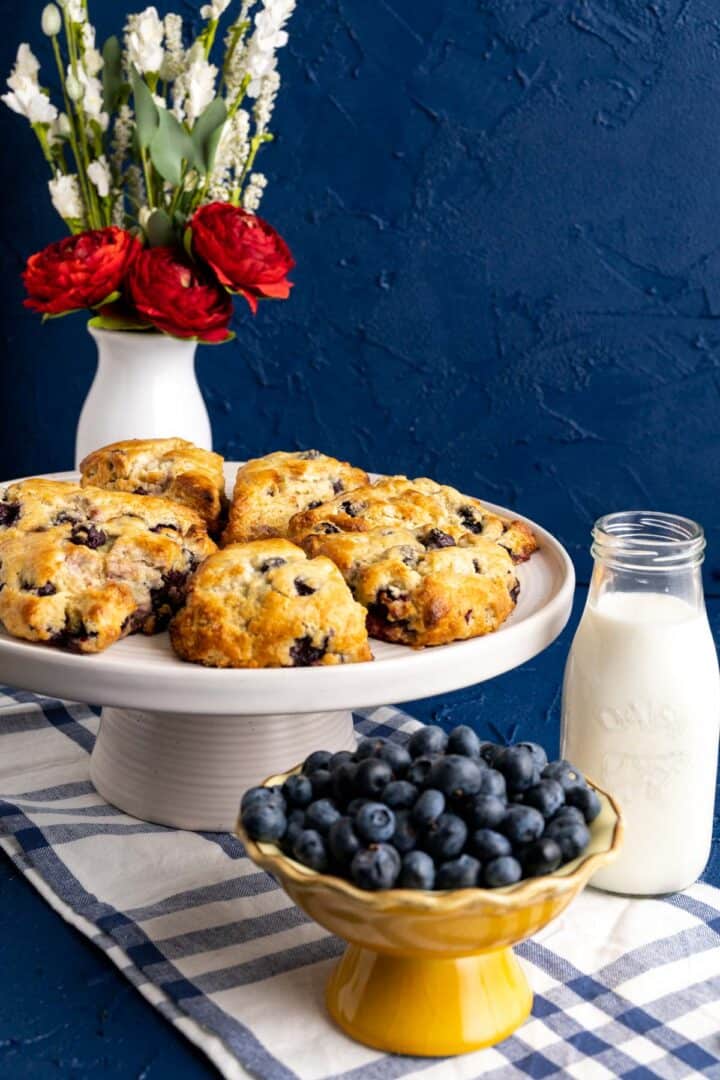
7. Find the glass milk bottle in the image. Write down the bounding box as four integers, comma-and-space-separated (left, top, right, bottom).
561, 511, 720, 895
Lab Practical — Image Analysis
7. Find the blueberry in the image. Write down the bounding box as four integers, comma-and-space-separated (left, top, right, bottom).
0, 502, 20, 527
382, 780, 418, 809
497, 746, 538, 792
406, 755, 437, 787
516, 742, 548, 770
351, 844, 401, 890
542, 760, 587, 795
429, 755, 485, 799
331, 761, 358, 804
355, 737, 387, 761
283, 809, 307, 852
306, 768, 333, 800
292, 829, 328, 871
240, 785, 284, 813
465, 794, 507, 830
566, 785, 602, 823
328, 817, 361, 865
501, 805, 545, 845
484, 855, 522, 888
468, 828, 512, 861
476, 768, 507, 799
399, 850, 436, 889
355, 758, 393, 797
544, 818, 590, 862
290, 636, 327, 666
479, 742, 505, 767
551, 805, 586, 826
242, 802, 287, 843
423, 813, 467, 860
420, 527, 455, 549
376, 742, 412, 775
436, 854, 481, 889
412, 788, 445, 826
355, 801, 396, 843
329, 750, 355, 770
347, 797, 370, 816
305, 798, 342, 835
302, 750, 333, 774
282, 774, 313, 809
521, 779, 565, 819
391, 809, 418, 853
446, 725, 482, 758
408, 726, 448, 758
70, 523, 107, 549
519, 837, 563, 878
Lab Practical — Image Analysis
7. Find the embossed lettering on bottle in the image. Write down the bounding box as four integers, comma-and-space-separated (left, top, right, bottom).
561, 513, 720, 896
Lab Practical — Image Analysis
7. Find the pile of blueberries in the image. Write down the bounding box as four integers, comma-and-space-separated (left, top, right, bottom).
239, 725, 600, 891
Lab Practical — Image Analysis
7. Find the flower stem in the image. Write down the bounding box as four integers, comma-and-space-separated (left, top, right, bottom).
233, 131, 272, 204
51, 31, 92, 228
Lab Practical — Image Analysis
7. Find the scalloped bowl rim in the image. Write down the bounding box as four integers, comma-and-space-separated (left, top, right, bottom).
237, 768, 624, 913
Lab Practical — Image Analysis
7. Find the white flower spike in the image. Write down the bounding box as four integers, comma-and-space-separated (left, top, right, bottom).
87, 155, 111, 198
125, 6, 164, 75
2, 43, 58, 124
200, 0, 231, 19
48, 172, 84, 220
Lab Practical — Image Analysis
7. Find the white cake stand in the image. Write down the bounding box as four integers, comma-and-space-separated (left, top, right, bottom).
0, 467, 575, 830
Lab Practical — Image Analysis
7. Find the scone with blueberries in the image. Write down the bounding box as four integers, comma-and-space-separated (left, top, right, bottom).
0, 478, 215, 653
302, 525, 519, 647
222, 450, 368, 545
170, 539, 373, 668
80, 437, 227, 535
288, 475, 537, 564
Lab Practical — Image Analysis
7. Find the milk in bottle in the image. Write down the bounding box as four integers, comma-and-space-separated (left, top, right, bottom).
561, 512, 720, 895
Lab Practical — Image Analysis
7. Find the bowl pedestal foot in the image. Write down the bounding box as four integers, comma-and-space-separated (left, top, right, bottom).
90, 705, 355, 831
326, 943, 532, 1056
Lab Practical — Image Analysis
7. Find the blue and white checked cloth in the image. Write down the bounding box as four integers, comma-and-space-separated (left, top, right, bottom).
0, 685, 719, 1080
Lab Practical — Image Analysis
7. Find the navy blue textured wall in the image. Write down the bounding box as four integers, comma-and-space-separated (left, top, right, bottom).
1, 0, 720, 586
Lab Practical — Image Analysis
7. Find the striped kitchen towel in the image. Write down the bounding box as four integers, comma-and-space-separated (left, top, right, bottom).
0, 684, 719, 1080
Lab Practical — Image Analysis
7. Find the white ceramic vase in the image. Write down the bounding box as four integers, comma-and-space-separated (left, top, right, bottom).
74, 325, 212, 467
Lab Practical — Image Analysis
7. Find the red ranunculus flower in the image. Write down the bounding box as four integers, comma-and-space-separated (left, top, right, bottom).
23, 227, 140, 316
190, 203, 294, 314
127, 246, 233, 343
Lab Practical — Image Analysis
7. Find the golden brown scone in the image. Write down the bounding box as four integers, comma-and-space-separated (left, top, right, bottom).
170, 538, 373, 668
222, 449, 368, 545
79, 437, 226, 535
302, 525, 519, 647
289, 475, 537, 563
0, 479, 215, 653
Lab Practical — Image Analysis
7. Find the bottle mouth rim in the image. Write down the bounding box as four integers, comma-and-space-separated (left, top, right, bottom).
592, 511, 705, 570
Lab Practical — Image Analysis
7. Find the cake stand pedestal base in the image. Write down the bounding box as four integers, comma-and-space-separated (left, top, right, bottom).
90, 706, 355, 831
326, 944, 533, 1056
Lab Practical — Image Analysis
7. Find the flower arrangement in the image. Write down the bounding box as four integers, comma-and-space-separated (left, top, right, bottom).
3, 0, 295, 343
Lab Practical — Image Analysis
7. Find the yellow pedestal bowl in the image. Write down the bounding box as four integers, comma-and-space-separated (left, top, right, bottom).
237, 774, 622, 1058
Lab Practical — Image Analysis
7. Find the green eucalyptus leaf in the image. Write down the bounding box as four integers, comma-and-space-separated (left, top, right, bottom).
102, 36, 123, 113
146, 208, 175, 247
150, 108, 195, 186
190, 97, 227, 174
130, 68, 159, 150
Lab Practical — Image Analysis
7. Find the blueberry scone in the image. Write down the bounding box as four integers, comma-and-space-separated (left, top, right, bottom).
0, 479, 215, 653
222, 450, 369, 545
302, 525, 519, 646
289, 475, 537, 563
79, 437, 227, 535
170, 539, 373, 668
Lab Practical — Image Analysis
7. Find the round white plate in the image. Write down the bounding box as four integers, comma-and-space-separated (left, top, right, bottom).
0, 466, 575, 715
